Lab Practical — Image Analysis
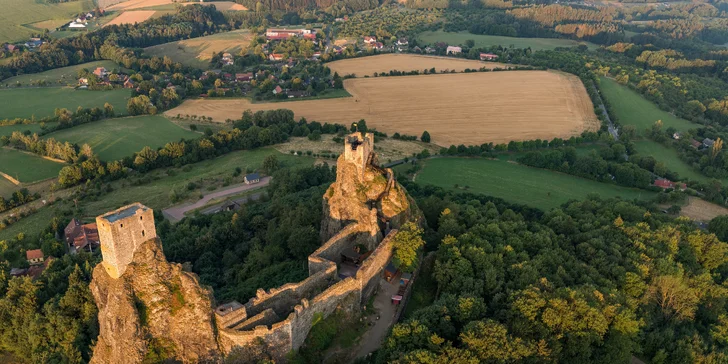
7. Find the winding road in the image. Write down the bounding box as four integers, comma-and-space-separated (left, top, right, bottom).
162, 177, 270, 222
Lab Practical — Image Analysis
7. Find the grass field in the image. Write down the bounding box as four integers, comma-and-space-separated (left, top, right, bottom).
0, 88, 130, 120
418, 30, 598, 51
168, 70, 597, 146
0, 0, 94, 43
0, 148, 64, 183
3, 60, 120, 86
326, 54, 508, 77
144, 29, 252, 68
632, 140, 711, 183
45, 115, 201, 161
680, 197, 728, 222
599, 77, 694, 132
107, 0, 247, 10
417, 158, 656, 210
0, 177, 18, 199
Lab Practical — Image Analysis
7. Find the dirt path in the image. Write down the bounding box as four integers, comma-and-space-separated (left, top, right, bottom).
162, 177, 270, 221
355, 279, 400, 359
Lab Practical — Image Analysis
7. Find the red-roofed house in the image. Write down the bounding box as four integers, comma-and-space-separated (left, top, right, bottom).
26, 249, 44, 265
480, 53, 498, 61
273, 85, 283, 95
653, 178, 687, 191
64, 218, 100, 253
93, 67, 108, 78
236, 72, 253, 82
690, 139, 702, 149
269, 53, 284, 61
364, 36, 376, 44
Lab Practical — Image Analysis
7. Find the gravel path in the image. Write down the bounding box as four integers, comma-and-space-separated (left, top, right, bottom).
162, 177, 270, 222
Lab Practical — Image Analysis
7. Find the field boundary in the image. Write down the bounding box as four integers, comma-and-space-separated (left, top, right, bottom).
0, 172, 21, 186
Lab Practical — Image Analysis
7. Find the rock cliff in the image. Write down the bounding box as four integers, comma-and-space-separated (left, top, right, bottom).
90, 239, 220, 363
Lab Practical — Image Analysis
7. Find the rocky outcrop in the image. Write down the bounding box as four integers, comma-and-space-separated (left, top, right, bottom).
90, 239, 220, 363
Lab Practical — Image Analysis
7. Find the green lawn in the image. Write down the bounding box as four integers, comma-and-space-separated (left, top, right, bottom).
46, 115, 201, 161
632, 140, 717, 183
418, 30, 597, 51
3, 60, 121, 87
0, 0, 94, 43
0, 148, 64, 183
599, 77, 694, 132
0, 88, 130, 120
417, 158, 655, 210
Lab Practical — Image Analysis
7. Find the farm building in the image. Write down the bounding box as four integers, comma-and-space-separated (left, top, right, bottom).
653, 178, 686, 191
266, 28, 315, 40
446, 46, 462, 54
93, 67, 108, 78
244, 173, 261, 184
68, 22, 86, 29
397, 38, 409, 46
64, 218, 100, 254
364, 36, 377, 44
703, 138, 716, 148
272, 85, 283, 95
480, 53, 499, 61
26, 249, 44, 265
235, 73, 253, 82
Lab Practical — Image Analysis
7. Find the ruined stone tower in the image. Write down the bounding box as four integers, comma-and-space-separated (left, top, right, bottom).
97, 203, 157, 279
344, 132, 373, 180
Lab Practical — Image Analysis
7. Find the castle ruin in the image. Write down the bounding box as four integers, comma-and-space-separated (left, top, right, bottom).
90, 132, 420, 362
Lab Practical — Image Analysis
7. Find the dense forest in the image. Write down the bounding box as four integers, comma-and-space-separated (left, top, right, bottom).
376, 184, 728, 363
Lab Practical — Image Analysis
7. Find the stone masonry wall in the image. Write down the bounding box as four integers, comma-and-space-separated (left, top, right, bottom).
97, 203, 157, 279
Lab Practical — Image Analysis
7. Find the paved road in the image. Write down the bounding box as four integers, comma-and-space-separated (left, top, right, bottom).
162, 177, 270, 222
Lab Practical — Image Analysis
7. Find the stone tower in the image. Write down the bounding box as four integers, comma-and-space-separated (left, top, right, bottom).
96, 203, 157, 279
343, 132, 373, 180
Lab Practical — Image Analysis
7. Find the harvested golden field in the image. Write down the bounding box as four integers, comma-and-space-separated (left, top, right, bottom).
104, 10, 155, 26
144, 29, 251, 68
680, 197, 728, 222
108, 0, 246, 10
327, 54, 508, 76
167, 71, 598, 146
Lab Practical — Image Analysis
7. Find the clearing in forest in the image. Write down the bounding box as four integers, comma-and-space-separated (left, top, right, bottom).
0, 148, 65, 184
103, 10, 156, 26
680, 197, 728, 222
326, 53, 508, 76
168, 70, 598, 146
45, 115, 200, 161
417, 157, 656, 210
144, 29, 252, 68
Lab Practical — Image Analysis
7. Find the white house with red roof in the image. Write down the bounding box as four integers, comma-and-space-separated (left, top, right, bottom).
480, 53, 499, 61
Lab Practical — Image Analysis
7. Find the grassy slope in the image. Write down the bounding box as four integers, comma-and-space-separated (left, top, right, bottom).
599, 77, 694, 132
46, 115, 201, 161
0, 148, 64, 183
0, 0, 94, 43
143, 29, 251, 69
0, 88, 130, 120
632, 140, 719, 183
417, 157, 655, 210
0, 177, 18, 199
0, 148, 312, 241
418, 30, 597, 51
3, 60, 120, 86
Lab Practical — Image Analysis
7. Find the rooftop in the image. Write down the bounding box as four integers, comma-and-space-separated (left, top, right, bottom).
26, 249, 43, 260
100, 203, 147, 223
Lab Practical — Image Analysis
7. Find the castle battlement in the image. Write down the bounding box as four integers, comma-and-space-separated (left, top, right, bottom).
97, 203, 157, 279
344, 132, 374, 180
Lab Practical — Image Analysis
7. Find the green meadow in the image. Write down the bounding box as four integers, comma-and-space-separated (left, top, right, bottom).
0, 123, 53, 138
45, 115, 201, 161
0, 88, 130, 120
3, 60, 121, 86
417, 157, 656, 210
0, 148, 64, 183
0, 0, 94, 43
0, 177, 18, 199
599, 77, 694, 132
418, 30, 597, 51
632, 140, 720, 183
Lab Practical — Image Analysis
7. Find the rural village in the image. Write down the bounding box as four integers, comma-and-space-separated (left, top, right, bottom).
3, 0, 728, 363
